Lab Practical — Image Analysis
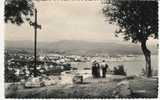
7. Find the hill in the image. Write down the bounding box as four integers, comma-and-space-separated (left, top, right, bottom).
5, 40, 158, 56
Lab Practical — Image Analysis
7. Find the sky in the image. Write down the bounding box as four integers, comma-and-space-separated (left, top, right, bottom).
5, 0, 158, 45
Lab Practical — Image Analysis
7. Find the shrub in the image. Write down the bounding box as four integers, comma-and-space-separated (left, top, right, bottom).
152, 69, 158, 76
113, 65, 127, 76
141, 68, 158, 76
5, 68, 20, 82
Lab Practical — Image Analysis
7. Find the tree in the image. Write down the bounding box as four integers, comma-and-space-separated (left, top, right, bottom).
5, 0, 34, 25
5, 0, 40, 77
102, 0, 158, 77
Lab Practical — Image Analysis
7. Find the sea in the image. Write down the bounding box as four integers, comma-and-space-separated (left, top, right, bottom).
71, 55, 158, 76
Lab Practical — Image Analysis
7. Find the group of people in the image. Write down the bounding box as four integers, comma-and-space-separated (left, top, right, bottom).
92, 60, 108, 78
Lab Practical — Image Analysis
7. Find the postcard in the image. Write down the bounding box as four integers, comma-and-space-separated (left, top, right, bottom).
3, 0, 159, 99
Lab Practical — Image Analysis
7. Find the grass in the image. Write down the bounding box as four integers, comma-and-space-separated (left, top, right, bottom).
129, 77, 158, 98
5, 76, 158, 98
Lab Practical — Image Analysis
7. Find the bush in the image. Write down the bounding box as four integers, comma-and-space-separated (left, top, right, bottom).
113, 65, 127, 76
5, 68, 20, 82
152, 69, 158, 76
141, 68, 158, 76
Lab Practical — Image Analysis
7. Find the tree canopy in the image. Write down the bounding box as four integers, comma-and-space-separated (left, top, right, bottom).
5, 0, 34, 25
102, 0, 158, 43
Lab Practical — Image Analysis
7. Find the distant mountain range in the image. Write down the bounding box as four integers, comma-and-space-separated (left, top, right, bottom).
5, 40, 158, 56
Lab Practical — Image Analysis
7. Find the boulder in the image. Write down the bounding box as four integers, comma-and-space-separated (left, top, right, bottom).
113, 80, 132, 97
73, 75, 83, 84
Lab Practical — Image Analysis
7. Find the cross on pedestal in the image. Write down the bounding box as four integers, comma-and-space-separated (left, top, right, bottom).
30, 9, 41, 77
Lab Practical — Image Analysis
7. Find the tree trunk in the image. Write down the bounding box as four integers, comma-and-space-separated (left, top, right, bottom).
141, 40, 152, 77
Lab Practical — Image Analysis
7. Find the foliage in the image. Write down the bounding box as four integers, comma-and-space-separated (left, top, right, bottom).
152, 69, 158, 76
5, 68, 20, 82
102, 0, 158, 43
5, 0, 34, 25
141, 68, 158, 76
113, 65, 126, 76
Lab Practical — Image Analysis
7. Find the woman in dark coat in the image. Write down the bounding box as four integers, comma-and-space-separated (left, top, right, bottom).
92, 60, 100, 78
92, 60, 97, 78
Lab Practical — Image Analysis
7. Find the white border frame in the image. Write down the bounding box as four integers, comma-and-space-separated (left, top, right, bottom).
0, 0, 159, 100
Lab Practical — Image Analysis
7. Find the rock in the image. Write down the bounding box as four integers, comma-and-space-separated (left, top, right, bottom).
73, 75, 83, 84
113, 80, 132, 97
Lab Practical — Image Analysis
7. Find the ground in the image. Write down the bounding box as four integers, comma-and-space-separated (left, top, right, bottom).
129, 77, 158, 98
5, 75, 158, 98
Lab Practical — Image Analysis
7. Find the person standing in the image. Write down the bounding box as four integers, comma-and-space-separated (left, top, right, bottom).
100, 60, 108, 78
92, 60, 100, 78
95, 61, 100, 78
92, 60, 97, 78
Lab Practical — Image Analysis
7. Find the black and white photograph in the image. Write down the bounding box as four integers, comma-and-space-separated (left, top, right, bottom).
3, 0, 159, 99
